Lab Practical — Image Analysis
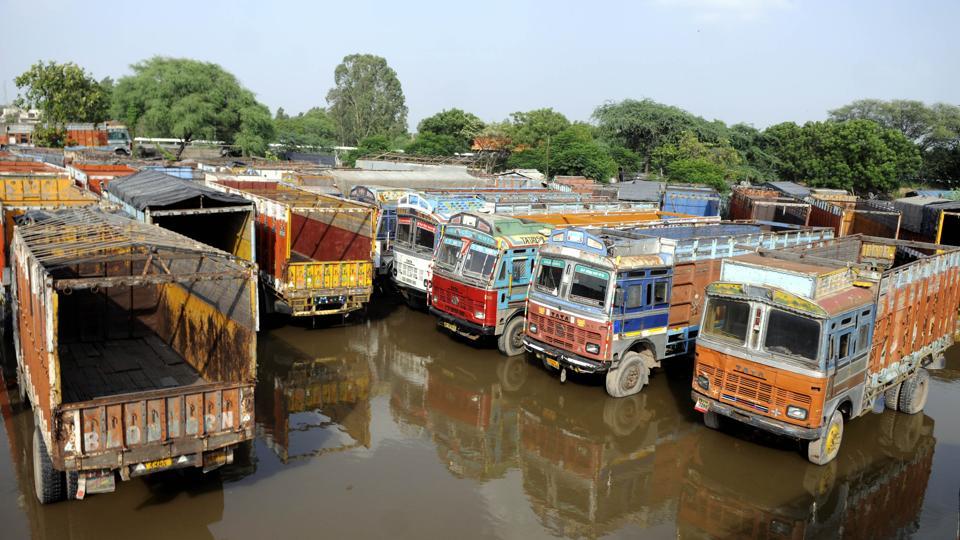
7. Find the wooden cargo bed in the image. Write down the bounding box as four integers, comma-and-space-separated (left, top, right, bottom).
59, 336, 206, 403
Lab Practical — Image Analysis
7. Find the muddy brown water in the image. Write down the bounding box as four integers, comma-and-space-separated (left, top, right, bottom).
0, 299, 958, 539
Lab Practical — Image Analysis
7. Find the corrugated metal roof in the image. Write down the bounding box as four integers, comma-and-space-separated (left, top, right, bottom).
616, 180, 664, 202
107, 170, 251, 210
763, 181, 811, 198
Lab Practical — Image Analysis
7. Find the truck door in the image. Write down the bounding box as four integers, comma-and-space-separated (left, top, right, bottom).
500, 251, 532, 308
619, 273, 671, 337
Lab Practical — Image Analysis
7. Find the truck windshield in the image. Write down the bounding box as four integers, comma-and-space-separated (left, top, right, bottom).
703, 298, 750, 344
764, 309, 821, 365
463, 244, 498, 279
414, 224, 435, 252
395, 220, 413, 247
569, 264, 610, 307
436, 237, 462, 270
535, 257, 565, 296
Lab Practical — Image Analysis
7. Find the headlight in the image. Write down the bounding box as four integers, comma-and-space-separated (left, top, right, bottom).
786, 406, 808, 420
696, 374, 710, 390
585, 343, 600, 354
474, 311, 485, 320
528, 323, 538, 334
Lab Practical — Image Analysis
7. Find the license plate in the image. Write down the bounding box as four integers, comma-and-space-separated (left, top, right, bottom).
441, 321, 457, 332
694, 397, 710, 413
142, 457, 174, 471
546, 357, 560, 369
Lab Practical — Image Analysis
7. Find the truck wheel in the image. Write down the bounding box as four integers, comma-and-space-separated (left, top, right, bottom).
604, 352, 649, 398
66, 471, 79, 500
32, 428, 64, 504
806, 410, 843, 466
497, 317, 526, 357
883, 383, 901, 411
898, 369, 930, 415
703, 410, 721, 430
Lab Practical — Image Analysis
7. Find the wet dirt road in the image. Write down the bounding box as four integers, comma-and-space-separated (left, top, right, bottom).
0, 298, 958, 539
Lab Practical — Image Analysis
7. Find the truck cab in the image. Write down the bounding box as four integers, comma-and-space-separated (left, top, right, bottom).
348, 185, 416, 275
429, 212, 551, 356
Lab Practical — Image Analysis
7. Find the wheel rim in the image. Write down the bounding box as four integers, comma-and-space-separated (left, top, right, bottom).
621, 365, 640, 391
825, 422, 842, 454
511, 327, 523, 349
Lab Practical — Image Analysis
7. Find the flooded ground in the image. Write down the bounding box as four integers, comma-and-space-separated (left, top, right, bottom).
0, 296, 958, 539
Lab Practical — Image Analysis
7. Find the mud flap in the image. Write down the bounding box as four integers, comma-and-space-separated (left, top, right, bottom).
203, 448, 234, 473
79, 470, 116, 499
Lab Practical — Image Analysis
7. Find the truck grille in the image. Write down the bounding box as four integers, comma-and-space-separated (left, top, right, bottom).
397, 260, 425, 289
432, 283, 485, 320
698, 364, 811, 415
528, 311, 602, 353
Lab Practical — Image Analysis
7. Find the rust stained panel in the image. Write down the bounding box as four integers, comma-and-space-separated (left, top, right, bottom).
124, 401, 146, 447
80, 407, 105, 454
203, 390, 222, 434
222, 388, 240, 431
185, 394, 203, 437
167, 396, 182, 439
146, 399, 165, 444
669, 259, 721, 328
106, 404, 123, 449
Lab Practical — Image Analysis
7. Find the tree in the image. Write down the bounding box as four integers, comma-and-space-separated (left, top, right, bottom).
764, 120, 921, 195
651, 131, 743, 190
14, 60, 110, 146
592, 99, 700, 172
506, 108, 570, 148
112, 57, 274, 158
342, 135, 394, 167
326, 54, 407, 145
830, 99, 937, 150
405, 132, 461, 156
274, 107, 337, 149
507, 124, 617, 182
417, 108, 484, 151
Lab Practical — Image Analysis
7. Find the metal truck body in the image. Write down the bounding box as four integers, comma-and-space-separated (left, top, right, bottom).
64, 123, 132, 155
209, 180, 376, 317
691, 235, 960, 464
524, 223, 835, 397
807, 197, 901, 239
12, 208, 258, 503
68, 163, 137, 195
729, 187, 811, 225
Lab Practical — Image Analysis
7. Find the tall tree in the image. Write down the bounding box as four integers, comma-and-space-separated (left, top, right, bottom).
829, 99, 937, 150
112, 56, 274, 158
506, 108, 570, 148
417, 108, 484, 151
592, 99, 699, 172
326, 54, 407, 145
14, 60, 111, 146
507, 124, 617, 182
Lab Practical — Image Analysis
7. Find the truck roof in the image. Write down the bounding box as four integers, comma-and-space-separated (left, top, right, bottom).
445, 212, 552, 245
621, 223, 764, 241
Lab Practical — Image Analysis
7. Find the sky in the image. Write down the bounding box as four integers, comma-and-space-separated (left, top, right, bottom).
1, 0, 958, 131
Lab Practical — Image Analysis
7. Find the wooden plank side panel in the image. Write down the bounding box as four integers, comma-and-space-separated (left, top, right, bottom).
668, 259, 721, 328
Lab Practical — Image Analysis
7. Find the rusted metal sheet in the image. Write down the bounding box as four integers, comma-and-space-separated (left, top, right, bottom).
729, 187, 811, 225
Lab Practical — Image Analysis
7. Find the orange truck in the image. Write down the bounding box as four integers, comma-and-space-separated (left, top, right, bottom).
691, 235, 960, 464
12, 208, 258, 503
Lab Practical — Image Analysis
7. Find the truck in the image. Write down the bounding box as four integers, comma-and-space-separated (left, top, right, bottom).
893, 195, 960, 246
690, 235, 960, 464
64, 123, 132, 155
807, 197, 901, 239
429, 211, 711, 356
68, 163, 137, 195
523, 223, 835, 397
347, 185, 416, 276
729, 187, 812, 225
105, 170, 256, 264
209, 180, 376, 318
12, 207, 258, 503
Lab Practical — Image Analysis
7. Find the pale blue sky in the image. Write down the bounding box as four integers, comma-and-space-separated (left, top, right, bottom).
1, 0, 957, 130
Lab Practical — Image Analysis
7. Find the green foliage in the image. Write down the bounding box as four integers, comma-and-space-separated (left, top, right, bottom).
506, 124, 617, 182
666, 159, 728, 192
506, 108, 570, 148
405, 132, 461, 156
273, 107, 337, 149
14, 60, 111, 146
651, 131, 743, 191
605, 144, 643, 176
417, 108, 484, 151
592, 99, 699, 171
342, 135, 394, 167
111, 56, 274, 157
326, 54, 407, 145
764, 120, 922, 194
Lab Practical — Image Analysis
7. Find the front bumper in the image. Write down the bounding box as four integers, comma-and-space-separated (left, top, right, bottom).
692, 391, 824, 440
523, 336, 609, 374
430, 307, 495, 337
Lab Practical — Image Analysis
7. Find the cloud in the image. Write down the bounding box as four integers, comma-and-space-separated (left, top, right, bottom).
652, 0, 792, 21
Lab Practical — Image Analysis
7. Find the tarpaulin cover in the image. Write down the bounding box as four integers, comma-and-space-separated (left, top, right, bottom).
108, 170, 251, 210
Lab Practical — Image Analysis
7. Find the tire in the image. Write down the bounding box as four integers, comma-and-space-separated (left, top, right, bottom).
604, 351, 649, 398
807, 410, 843, 466
32, 427, 64, 504
602, 394, 646, 436
883, 383, 901, 411
703, 410, 721, 430
66, 471, 79, 500
497, 317, 526, 357
898, 369, 930, 415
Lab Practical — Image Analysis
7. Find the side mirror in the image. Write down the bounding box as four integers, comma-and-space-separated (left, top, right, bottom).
614, 287, 624, 308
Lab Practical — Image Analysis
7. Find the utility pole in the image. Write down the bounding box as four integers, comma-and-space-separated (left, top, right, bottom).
545, 135, 551, 180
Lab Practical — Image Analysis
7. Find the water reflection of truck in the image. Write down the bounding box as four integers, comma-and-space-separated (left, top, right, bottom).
519, 377, 698, 538
12, 208, 258, 503
692, 235, 960, 464
257, 336, 371, 464
677, 413, 935, 539
524, 224, 834, 398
